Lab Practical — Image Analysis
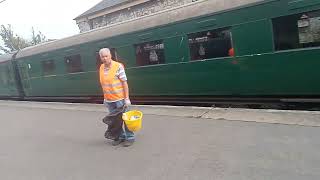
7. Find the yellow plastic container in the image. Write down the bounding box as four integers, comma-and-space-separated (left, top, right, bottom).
122, 110, 143, 132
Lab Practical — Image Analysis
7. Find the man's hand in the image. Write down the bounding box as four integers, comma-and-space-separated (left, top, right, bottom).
125, 98, 131, 106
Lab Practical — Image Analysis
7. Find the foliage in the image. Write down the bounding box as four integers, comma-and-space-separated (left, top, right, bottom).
0, 24, 47, 54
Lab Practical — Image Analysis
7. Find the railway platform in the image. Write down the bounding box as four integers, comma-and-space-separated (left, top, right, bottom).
0, 100, 320, 180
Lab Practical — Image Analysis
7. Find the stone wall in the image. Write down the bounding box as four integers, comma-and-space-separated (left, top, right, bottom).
77, 21, 91, 33
78, 0, 198, 32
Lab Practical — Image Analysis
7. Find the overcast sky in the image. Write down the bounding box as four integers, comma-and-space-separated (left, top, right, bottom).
0, 0, 101, 40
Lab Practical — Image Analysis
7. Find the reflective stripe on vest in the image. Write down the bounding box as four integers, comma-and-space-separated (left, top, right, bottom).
102, 82, 122, 88
99, 61, 125, 101
103, 89, 124, 94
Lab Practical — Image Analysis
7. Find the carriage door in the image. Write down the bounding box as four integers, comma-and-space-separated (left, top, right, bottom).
5, 65, 16, 93
19, 63, 31, 90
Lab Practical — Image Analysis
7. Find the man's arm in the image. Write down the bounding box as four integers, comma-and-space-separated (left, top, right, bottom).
118, 63, 131, 105
121, 80, 130, 100
121, 80, 131, 106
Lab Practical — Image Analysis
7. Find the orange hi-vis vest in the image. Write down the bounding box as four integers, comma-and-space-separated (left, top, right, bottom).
99, 61, 125, 101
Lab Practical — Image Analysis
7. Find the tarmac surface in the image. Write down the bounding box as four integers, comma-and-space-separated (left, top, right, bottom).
0, 101, 320, 180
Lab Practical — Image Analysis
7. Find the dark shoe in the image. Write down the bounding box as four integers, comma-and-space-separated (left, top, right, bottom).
123, 140, 134, 147
112, 139, 124, 146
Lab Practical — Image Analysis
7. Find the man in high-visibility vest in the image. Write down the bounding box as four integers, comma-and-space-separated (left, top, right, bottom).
99, 48, 134, 147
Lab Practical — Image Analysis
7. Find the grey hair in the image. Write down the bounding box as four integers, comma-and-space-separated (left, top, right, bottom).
99, 48, 111, 55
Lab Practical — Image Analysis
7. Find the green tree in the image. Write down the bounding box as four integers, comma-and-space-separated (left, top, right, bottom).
30, 27, 47, 46
0, 24, 47, 54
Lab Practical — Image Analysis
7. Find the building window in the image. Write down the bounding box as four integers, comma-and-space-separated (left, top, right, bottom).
41, 60, 55, 76
65, 54, 83, 73
273, 10, 320, 51
188, 28, 233, 61
135, 40, 165, 66
95, 48, 118, 69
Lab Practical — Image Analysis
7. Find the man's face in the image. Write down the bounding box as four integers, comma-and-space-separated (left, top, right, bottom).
100, 51, 112, 65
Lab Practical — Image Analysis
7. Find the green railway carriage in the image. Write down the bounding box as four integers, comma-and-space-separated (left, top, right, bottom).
2, 0, 320, 104
0, 53, 21, 98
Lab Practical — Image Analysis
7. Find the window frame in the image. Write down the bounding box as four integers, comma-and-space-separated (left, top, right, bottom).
134, 40, 166, 67
64, 54, 84, 73
272, 9, 320, 51
41, 59, 56, 76
187, 27, 233, 61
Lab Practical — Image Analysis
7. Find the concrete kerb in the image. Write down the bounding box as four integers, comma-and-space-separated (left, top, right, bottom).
0, 100, 210, 117
203, 108, 320, 127
1, 100, 320, 127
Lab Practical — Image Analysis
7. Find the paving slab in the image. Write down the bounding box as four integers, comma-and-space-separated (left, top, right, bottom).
1, 100, 320, 127
0, 103, 320, 179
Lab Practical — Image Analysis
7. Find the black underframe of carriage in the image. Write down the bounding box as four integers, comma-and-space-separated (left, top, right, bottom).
12, 95, 320, 110
0, 96, 22, 100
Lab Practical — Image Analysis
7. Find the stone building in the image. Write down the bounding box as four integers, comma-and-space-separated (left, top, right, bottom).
74, 0, 200, 33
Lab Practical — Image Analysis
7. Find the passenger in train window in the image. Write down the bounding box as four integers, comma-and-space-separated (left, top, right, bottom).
135, 40, 165, 66
99, 48, 135, 147
188, 28, 232, 60
149, 50, 159, 64
198, 43, 206, 59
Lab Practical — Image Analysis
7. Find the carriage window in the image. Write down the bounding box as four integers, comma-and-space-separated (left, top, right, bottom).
188, 28, 233, 61
95, 48, 118, 69
0, 66, 9, 85
41, 60, 55, 76
135, 40, 165, 66
65, 54, 83, 73
0, 65, 14, 85
273, 10, 320, 51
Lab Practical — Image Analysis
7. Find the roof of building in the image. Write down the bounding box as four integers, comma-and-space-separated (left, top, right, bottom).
74, 0, 131, 20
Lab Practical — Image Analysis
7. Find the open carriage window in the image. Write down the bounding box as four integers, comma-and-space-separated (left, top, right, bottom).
273, 10, 320, 51
65, 54, 83, 73
188, 28, 233, 61
41, 60, 55, 76
0, 66, 10, 85
135, 40, 165, 66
